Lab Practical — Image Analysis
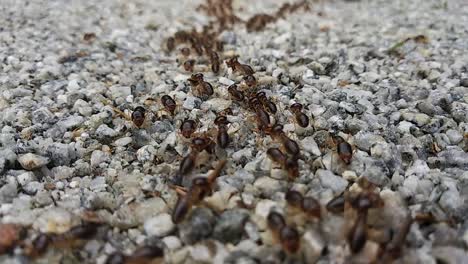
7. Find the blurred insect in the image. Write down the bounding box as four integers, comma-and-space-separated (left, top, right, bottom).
131, 106, 146, 128
215, 115, 230, 148
256, 91, 277, 114
161, 95, 177, 116
180, 119, 197, 139
266, 211, 301, 254
106, 245, 164, 264
228, 84, 245, 102
172, 160, 227, 223
183, 59, 196, 72
188, 73, 214, 100
285, 190, 321, 219
225, 56, 254, 75
290, 103, 309, 128
267, 148, 300, 180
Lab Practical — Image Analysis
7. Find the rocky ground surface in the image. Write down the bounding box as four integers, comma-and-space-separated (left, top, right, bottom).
1, 0, 468, 263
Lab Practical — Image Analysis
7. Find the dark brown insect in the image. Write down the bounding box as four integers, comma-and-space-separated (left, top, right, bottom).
290, 103, 309, 128
334, 136, 353, 165
27, 234, 51, 257
83, 32, 96, 42
302, 197, 321, 219
180, 47, 191, 57
280, 135, 300, 156
243, 74, 257, 88
161, 95, 176, 115
172, 194, 192, 224
225, 56, 254, 75
255, 107, 270, 130
131, 106, 146, 128
105, 252, 127, 264
380, 214, 413, 262
347, 211, 368, 253
0, 224, 22, 254
246, 14, 276, 32
174, 152, 197, 186
188, 74, 214, 99
257, 91, 277, 114
180, 120, 197, 138
127, 245, 164, 264
215, 115, 230, 149
267, 211, 286, 233
183, 59, 195, 72
284, 156, 299, 180
172, 160, 227, 223
215, 40, 224, 52
267, 148, 286, 164
228, 84, 245, 101
285, 190, 303, 210
326, 194, 346, 214
280, 225, 301, 254
166, 37, 175, 51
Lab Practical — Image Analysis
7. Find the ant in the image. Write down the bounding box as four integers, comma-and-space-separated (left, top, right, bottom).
248, 96, 271, 131
225, 56, 254, 75
173, 136, 216, 186
161, 95, 176, 115
266, 124, 300, 156
183, 59, 196, 72
24, 223, 100, 259
228, 84, 245, 102
290, 103, 309, 128
172, 160, 227, 223
266, 211, 301, 254
266, 148, 299, 180
131, 106, 146, 128
106, 245, 164, 264
256, 91, 277, 114
242, 74, 257, 88
333, 135, 353, 165
187, 73, 214, 100
180, 119, 197, 139
214, 114, 230, 149
285, 190, 321, 220
207, 49, 220, 74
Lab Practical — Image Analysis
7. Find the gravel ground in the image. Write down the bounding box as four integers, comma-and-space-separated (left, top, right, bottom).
1, 0, 468, 263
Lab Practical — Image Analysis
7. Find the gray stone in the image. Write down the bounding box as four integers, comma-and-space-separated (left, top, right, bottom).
213, 209, 249, 244
316, 169, 348, 193
18, 153, 49, 170
179, 208, 215, 245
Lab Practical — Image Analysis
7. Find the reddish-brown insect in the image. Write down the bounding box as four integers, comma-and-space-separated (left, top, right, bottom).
255, 107, 270, 130
172, 160, 227, 223
280, 135, 300, 156
180, 120, 197, 138
228, 84, 245, 101
188, 73, 214, 99
180, 47, 191, 57
348, 211, 368, 254
280, 226, 301, 254
334, 136, 353, 165
243, 75, 257, 88
267, 148, 286, 164
131, 106, 146, 128
226, 56, 254, 75
285, 190, 303, 209
302, 197, 321, 219
166, 37, 175, 51
326, 194, 345, 214
290, 103, 309, 128
284, 156, 299, 179
161, 95, 176, 115
183, 59, 195, 72
0, 224, 22, 254
215, 115, 230, 148
257, 91, 277, 114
